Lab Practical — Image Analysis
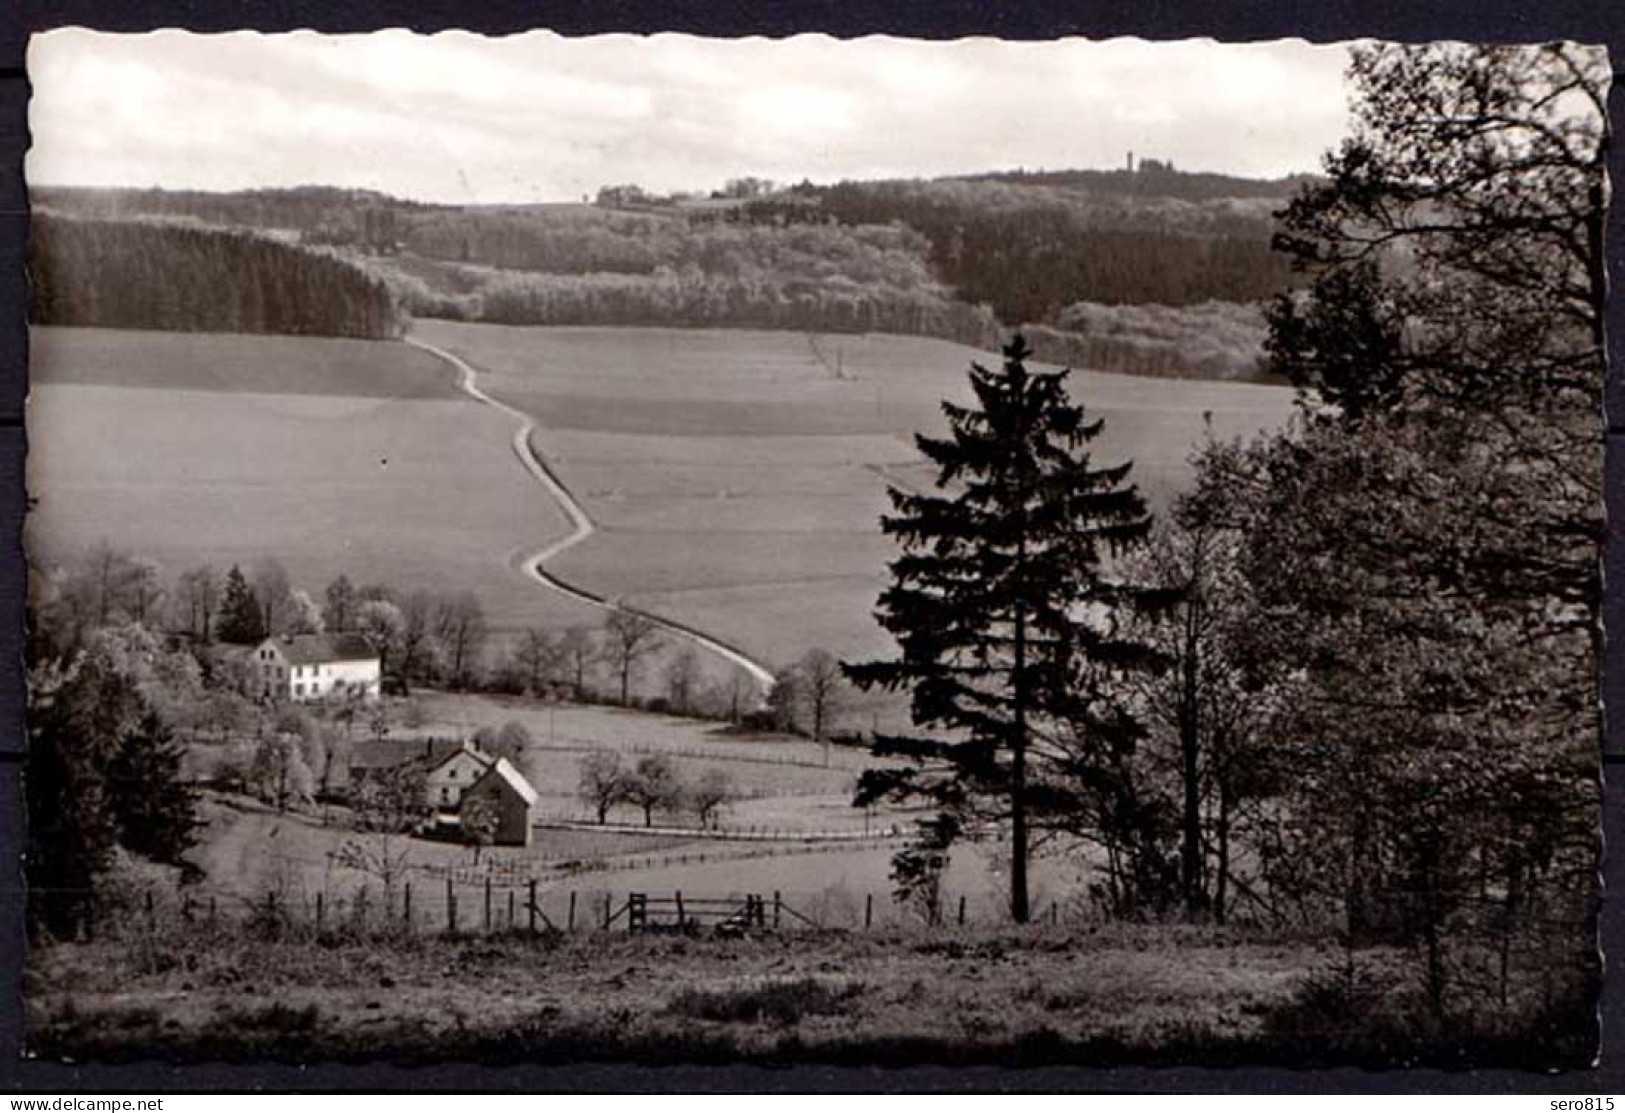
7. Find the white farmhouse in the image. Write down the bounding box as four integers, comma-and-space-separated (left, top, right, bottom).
423, 740, 496, 810
250, 633, 381, 703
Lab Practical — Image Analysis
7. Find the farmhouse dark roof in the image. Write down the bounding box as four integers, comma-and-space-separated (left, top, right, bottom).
349, 737, 484, 772
269, 633, 377, 665
423, 740, 495, 777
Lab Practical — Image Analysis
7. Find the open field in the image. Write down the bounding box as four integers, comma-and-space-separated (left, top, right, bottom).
26, 327, 600, 639
416, 320, 1297, 676
28, 326, 454, 399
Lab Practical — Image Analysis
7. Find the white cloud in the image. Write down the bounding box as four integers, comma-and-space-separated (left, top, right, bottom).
26, 30, 1356, 202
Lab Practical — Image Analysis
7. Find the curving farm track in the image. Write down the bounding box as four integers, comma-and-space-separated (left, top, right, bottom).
403, 334, 777, 693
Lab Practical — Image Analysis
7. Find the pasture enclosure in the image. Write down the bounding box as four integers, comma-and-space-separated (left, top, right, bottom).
187, 786, 1065, 923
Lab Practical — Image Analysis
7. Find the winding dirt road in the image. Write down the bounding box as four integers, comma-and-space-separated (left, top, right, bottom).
403, 334, 777, 693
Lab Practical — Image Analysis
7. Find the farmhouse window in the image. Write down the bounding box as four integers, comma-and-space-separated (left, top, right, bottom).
295, 684, 304, 696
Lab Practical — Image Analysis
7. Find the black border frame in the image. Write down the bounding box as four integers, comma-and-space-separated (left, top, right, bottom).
1, 0, 1621, 1093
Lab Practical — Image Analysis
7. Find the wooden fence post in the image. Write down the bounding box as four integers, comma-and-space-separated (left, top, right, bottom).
484, 878, 493, 933
508, 889, 515, 931
773, 890, 782, 929
1050, 902, 1059, 926
865, 892, 873, 929
316, 891, 324, 936
603, 894, 612, 931
675, 890, 686, 927
958, 895, 966, 927
568, 891, 577, 932
145, 888, 155, 930
447, 877, 456, 935
529, 880, 538, 935
404, 883, 413, 933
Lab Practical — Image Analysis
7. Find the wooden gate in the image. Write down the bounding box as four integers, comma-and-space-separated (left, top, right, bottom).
624, 891, 770, 933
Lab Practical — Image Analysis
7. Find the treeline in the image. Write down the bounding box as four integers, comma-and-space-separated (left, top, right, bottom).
1022, 300, 1269, 382
28, 212, 405, 339
403, 208, 934, 285
962, 164, 1312, 202
30, 184, 440, 236
434, 269, 997, 347
745, 178, 1297, 322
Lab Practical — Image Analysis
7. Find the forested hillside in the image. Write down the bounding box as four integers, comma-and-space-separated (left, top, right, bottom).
28, 212, 405, 339
743, 177, 1298, 321
29, 165, 1304, 377
963, 163, 1310, 201
368, 211, 998, 344
1024, 300, 1269, 381
30, 185, 441, 241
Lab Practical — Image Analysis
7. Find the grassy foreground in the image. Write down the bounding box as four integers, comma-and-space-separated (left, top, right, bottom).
24, 922, 1592, 1069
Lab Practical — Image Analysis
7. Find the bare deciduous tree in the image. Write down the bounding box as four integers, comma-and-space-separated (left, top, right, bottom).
602, 611, 662, 706
665, 647, 703, 715
797, 647, 847, 763
624, 754, 681, 828
688, 768, 735, 830
577, 750, 628, 824
435, 590, 488, 689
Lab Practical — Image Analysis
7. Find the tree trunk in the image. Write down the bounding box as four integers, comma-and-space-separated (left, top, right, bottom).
1179, 593, 1203, 918
1214, 777, 1232, 926
1010, 605, 1030, 924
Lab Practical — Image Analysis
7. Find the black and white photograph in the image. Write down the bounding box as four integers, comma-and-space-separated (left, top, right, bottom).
16, 28, 1610, 1070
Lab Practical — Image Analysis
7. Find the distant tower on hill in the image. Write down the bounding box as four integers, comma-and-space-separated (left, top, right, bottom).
1127, 150, 1135, 173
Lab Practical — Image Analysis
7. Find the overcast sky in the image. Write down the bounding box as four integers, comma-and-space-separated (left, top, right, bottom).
27, 30, 1355, 204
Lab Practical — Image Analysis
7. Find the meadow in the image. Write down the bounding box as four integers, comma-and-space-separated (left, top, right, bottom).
29, 322, 1294, 698
26, 327, 601, 640
32, 919, 1431, 1067
414, 320, 1297, 677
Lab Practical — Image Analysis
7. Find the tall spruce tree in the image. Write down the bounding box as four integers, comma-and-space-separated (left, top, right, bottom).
216, 564, 265, 644
846, 335, 1163, 923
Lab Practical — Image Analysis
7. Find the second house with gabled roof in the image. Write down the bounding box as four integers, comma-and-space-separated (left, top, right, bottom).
249, 633, 381, 704
423, 739, 495, 811
460, 756, 540, 847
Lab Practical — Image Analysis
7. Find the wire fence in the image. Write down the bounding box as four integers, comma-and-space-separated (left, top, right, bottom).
533, 815, 904, 841
454, 734, 882, 774
38, 879, 1054, 942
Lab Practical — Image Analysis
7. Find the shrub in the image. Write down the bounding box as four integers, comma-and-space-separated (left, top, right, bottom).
667, 976, 865, 1026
